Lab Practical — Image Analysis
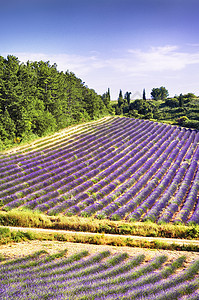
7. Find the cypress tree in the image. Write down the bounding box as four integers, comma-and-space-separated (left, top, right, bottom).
102, 88, 111, 108
143, 88, 146, 100
124, 91, 131, 106
179, 93, 184, 108
118, 89, 123, 107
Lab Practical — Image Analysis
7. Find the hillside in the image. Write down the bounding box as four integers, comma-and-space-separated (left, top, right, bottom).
112, 95, 199, 131
0, 116, 199, 225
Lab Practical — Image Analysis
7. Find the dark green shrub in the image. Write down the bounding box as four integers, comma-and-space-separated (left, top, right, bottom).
185, 120, 199, 130
165, 98, 179, 108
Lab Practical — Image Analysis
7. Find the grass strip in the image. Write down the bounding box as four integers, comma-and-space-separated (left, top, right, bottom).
1, 227, 199, 252
1, 209, 199, 240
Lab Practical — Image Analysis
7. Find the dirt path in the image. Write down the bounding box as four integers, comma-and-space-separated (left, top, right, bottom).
1, 225, 199, 264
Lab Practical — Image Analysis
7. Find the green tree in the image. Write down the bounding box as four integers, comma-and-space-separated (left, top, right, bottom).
0, 110, 16, 141
124, 91, 131, 106
151, 86, 169, 100
32, 61, 59, 113
165, 98, 179, 108
151, 88, 161, 100
183, 93, 196, 99
0, 55, 20, 114
160, 86, 169, 100
118, 89, 125, 108
102, 88, 113, 114
129, 99, 152, 117
102, 88, 111, 107
179, 93, 184, 108
82, 88, 105, 120
15, 61, 40, 137
143, 88, 146, 100
32, 110, 57, 136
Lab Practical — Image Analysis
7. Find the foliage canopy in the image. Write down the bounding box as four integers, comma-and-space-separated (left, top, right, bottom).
151, 86, 169, 100
0, 55, 110, 148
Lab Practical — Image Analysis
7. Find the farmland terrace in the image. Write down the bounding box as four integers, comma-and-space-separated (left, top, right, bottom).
1, 242, 199, 299
0, 116, 198, 225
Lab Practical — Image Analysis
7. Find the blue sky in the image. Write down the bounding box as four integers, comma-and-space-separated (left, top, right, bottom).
1, 0, 199, 99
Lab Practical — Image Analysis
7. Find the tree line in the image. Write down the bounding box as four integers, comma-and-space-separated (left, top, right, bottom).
113, 87, 169, 117
112, 87, 199, 130
0, 55, 112, 148
0, 55, 198, 150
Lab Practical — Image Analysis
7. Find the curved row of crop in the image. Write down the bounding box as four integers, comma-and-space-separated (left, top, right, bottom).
1, 250, 199, 299
0, 118, 146, 208
66, 126, 181, 218
0, 116, 114, 161
0, 117, 119, 175
0, 117, 199, 224
0, 117, 129, 190
128, 133, 199, 223
42, 120, 167, 215
0, 118, 152, 206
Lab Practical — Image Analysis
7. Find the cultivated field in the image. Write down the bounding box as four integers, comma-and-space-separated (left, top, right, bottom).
0, 116, 199, 224
1, 247, 199, 299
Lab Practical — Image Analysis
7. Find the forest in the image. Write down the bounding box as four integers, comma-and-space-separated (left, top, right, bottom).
0, 55, 112, 150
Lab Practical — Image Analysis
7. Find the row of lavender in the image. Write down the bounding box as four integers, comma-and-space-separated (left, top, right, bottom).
0, 116, 125, 194
0, 116, 117, 169
1, 249, 199, 299
0, 117, 199, 224
0, 117, 158, 207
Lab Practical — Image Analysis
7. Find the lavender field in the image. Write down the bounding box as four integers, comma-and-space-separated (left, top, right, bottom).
0, 116, 199, 224
1, 249, 199, 299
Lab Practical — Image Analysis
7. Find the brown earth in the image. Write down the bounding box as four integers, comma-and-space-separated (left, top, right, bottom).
1, 240, 199, 267
1, 226, 199, 266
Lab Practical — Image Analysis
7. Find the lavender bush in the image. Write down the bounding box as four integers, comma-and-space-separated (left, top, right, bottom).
1, 250, 199, 299
1, 117, 199, 224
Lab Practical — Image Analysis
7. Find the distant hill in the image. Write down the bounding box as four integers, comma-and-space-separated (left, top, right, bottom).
111, 95, 199, 130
